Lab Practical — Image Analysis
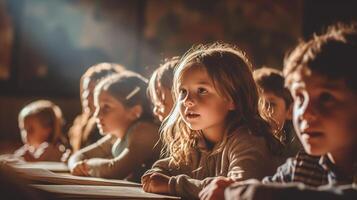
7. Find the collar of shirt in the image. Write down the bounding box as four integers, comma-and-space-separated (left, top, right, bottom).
319, 155, 357, 185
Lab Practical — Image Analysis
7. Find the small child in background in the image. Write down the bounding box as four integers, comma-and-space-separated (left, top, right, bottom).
142, 43, 283, 199
68, 71, 161, 182
253, 67, 301, 158
147, 56, 179, 122
14, 100, 67, 162
199, 23, 357, 200
68, 63, 125, 152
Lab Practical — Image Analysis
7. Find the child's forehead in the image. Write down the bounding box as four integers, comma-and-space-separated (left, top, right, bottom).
182, 63, 206, 74
290, 70, 349, 93
178, 64, 211, 84
23, 115, 42, 125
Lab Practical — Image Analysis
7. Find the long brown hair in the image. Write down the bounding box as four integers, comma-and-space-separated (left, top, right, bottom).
80, 62, 126, 113
147, 56, 179, 105
161, 43, 281, 167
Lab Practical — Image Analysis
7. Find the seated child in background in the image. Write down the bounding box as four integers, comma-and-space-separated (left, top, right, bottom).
142, 43, 283, 199
68, 63, 125, 152
253, 67, 301, 158
68, 71, 161, 182
199, 23, 357, 200
147, 56, 179, 122
13, 100, 68, 162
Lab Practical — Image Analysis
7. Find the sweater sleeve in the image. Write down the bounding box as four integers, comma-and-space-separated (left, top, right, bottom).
67, 135, 114, 170
225, 133, 278, 181
142, 157, 174, 177
164, 133, 278, 199
84, 122, 160, 179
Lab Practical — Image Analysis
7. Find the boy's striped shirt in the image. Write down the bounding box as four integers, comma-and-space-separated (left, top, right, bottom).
263, 151, 357, 187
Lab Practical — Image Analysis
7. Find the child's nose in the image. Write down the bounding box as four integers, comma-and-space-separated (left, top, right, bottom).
301, 101, 317, 122
183, 95, 195, 107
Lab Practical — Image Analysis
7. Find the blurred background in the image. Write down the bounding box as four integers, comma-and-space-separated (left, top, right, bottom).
0, 0, 356, 153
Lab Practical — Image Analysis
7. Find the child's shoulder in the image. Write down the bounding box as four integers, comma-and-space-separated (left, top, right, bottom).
128, 120, 160, 139
278, 151, 323, 175
228, 126, 267, 146
132, 120, 159, 132
225, 127, 274, 157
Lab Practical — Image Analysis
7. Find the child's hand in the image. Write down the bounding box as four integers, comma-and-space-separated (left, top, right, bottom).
199, 177, 234, 200
141, 173, 152, 192
22, 149, 36, 162
141, 173, 151, 185
61, 149, 72, 163
142, 173, 170, 194
70, 160, 90, 176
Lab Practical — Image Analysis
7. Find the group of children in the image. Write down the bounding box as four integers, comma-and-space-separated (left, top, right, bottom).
1, 22, 356, 199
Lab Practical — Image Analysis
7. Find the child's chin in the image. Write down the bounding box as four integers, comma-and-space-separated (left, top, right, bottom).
303, 144, 327, 156
187, 124, 201, 131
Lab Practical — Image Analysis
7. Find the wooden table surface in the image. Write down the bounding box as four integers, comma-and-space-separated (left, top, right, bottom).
9, 161, 180, 200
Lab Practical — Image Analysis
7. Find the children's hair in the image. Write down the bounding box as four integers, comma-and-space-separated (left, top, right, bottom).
147, 56, 179, 103
284, 22, 357, 92
80, 62, 126, 111
161, 43, 281, 167
94, 71, 153, 120
253, 67, 293, 107
18, 100, 63, 144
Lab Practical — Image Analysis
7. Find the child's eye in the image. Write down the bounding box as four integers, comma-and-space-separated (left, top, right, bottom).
197, 87, 208, 95
101, 104, 110, 113
178, 88, 187, 100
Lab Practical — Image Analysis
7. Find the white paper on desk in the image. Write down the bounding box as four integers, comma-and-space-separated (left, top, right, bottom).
31, 184, 180, 199
11, 161, 69, 172
13, 167, 141, 187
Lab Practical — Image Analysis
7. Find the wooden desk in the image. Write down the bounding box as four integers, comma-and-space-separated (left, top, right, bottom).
8, 163, 180, 199
11, 161, 69, 172
13, 167, 141, 187
31, 184, 180, 200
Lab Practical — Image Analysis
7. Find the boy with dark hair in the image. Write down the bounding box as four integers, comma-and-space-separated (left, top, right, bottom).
254, 67, 300, 157
199, 22, 357, 200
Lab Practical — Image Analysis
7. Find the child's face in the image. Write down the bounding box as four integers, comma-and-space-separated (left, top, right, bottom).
151, 86, 174, 122
178, 65, 233, 140
262, 91, 291, 130
94, 90, 132, 137
21, 116, 51, 147
82, 78, 96, 115
290, 70, 357, 156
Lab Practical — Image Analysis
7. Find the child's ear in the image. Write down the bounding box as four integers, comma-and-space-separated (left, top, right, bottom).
129, 105, 143, 120
286, 104, 293, 120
